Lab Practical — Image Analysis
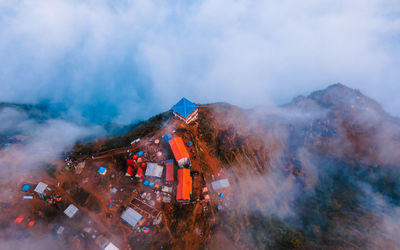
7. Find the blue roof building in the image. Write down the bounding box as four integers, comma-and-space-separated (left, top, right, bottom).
171, 98, 199, 124
164, 134, 173, 143
98, 166, 107, 175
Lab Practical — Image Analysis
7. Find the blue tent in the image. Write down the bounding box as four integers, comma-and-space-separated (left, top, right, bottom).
22, 184, 31, 192
171, 98, 198, 118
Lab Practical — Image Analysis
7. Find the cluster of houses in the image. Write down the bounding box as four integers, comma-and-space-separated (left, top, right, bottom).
118, 98, 199, 230
17, 97, 231, 249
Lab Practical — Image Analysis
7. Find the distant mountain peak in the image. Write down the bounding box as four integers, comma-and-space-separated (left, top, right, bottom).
306, 83, 384, 114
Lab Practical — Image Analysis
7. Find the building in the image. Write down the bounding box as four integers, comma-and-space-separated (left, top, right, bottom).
96, 235, 120, 250
135, 167, 144, 178
75, 161, 85, 174
168, 137, 190, 166
164, 134, 173, 143
171, 97, 198, 124
162, 185, 173, 193
165, 159, 174, 183
126, 159, 135, 167
125, 166, 134, 177
104, 242, 119, 250
64, 204, 79, 218
211, 179, 230, 190
98, 166, 107, 175
34, 182, 48, 199
176, 168, 192, 202
145, 162, 163, 178
121, 207, 143, 228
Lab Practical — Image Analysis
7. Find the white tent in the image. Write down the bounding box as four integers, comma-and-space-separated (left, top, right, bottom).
211, 179, 230, 190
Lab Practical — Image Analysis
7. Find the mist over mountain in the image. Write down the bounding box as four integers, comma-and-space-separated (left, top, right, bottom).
1, 0, 400, 249
1, 84, 398, 249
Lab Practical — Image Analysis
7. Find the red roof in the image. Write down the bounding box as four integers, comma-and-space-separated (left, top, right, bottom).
169, 137, 189, 164
166, 161, 174, 183
126, 166, 134, 177
15, 216, 23, 223
176, 168, 192, 201
135, 168, 144, 178
126, 160, 135, 167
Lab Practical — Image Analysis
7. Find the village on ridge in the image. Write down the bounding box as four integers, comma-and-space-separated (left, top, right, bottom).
13, 97, 231, 250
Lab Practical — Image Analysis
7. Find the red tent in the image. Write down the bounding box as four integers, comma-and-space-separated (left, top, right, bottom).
15, 216, 23, 223
126, 160, 135, 167
126, 166, 134, 177
135, 168, 144, 178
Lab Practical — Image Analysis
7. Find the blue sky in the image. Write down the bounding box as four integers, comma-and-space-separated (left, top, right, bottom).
0, 0, 399, 124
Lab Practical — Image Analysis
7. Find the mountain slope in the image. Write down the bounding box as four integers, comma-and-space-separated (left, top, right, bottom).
2, 84, 400, 249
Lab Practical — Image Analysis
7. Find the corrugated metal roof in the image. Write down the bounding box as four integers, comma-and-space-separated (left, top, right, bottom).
121, 207, 142, 228
211, 179, 230, 190
145, 163, 163, 178
169, 137, 190, 165
104, 242, 120, 250
171, 98, 198, 119
34, 182, 48, 195
166, 161, 174, 183
176, 168, 192, 201
64, 204, 79, 218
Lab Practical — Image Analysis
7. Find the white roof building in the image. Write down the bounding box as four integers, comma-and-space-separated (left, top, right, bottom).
34, 182, 48, 195
211, 179, 230, 190
145, 162, 163, 178
161, 186, 173, 193
64, 204, 79, 218
104, 242, 119, 250
121, 207, 143, 228
56, 226, 65, 235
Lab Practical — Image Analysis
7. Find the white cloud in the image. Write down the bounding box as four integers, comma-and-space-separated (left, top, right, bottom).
0, 0, 399, 123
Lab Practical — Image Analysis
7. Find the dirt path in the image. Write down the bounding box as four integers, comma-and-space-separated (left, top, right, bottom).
162, 211, 175, 241
191, 203, 201, 225
54, 184, 113, 237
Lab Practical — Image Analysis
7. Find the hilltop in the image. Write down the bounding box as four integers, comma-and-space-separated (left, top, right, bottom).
1, 84, 400, 249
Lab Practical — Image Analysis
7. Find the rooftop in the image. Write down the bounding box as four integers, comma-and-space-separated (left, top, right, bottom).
121, 207, 143, 228
98, 166, 107, 175
64, 204, 79, 218
211, 179, 230, 190
171, 98, 198, 119
34, 182, 48, 195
